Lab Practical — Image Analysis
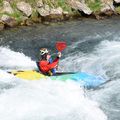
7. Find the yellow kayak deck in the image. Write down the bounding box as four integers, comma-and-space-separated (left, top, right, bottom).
10, 70, 46, 80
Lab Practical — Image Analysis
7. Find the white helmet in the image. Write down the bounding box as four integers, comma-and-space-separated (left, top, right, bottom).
40, 48, 49, 55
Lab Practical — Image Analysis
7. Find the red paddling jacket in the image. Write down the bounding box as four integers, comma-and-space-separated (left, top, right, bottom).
38, 57, 59, 74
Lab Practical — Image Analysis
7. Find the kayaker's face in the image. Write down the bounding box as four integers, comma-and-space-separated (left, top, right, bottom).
47, 54, 51, 61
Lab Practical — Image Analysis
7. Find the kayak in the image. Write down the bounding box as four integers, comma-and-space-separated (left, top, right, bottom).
9, 70, 106, 88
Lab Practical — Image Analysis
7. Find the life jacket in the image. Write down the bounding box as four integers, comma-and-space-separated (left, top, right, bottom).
38, 57, 59, 76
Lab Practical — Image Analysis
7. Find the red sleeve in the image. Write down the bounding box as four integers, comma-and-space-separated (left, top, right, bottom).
39, 58, 59, 72
47, 57, 59, 69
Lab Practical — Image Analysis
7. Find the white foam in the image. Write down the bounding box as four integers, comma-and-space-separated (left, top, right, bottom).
0, 77, 107, 120
0, 47, 37, 70
60, 40, 120, 80
62, 40, 120, 120
0, 46, 108, 120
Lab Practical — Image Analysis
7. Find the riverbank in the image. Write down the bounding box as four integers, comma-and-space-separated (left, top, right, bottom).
0, 0, 120, 31
1, 11, 120, 120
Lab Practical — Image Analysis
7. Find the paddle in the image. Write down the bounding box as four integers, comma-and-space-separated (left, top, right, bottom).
56, 41, 67, 52
55, 41, 67, 71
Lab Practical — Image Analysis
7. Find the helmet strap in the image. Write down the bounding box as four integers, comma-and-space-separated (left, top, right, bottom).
41, 53, 48, 60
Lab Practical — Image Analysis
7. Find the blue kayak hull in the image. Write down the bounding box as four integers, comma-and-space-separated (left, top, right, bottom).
52, 72, 106, 88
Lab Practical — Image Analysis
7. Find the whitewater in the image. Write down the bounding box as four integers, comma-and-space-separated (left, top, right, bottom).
1, 17, 120, 120
0, 44, 107, 120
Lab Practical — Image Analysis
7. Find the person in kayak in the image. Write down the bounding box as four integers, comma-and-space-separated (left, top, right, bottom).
38, 48, 61, 76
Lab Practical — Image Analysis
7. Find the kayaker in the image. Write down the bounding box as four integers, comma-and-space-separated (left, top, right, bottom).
38, 48, 61, 76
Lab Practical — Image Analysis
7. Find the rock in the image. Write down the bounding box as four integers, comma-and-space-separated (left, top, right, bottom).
17, 2, 32, 17
45, 7, 64, 21
114, 0, 120, 3
0, 21, 4, 30
36, 0, 44, 7
20, 17, 35, 26
31, 9, 41, 23
37, 8, 49, 16
3, 1, 14, 14
1, 15, 17, 27
46, 14, 64, 22
25, 19, 33, 26
32, 17, 41, 23
37, 4, 50, 16
67, 0, 92, 15
63, 11, 70, 20
1, 14, 11, 21
44, 4, 50, 11
100, 0, 114, 13
20, 16, 28, 26
40, 7, 64, 22
43, 21, 50, 25
63, 11, 69, 15
50, 7, 63, 15
94, 14, 104, 20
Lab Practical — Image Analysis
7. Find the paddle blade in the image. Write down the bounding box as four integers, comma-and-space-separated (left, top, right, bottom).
56, 42, 67, 52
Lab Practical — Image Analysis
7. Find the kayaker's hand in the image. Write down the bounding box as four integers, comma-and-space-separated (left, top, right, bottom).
57, 52, 62, 58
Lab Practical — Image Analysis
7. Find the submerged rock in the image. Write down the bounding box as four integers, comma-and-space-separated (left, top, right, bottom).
17, 1, 32, 17
67, 0, 92, 15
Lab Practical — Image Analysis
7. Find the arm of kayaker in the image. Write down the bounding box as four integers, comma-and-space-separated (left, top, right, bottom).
47, 57, 59, 69
48, 52, 61, 69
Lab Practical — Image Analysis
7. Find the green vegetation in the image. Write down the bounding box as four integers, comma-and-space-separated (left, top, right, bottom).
0, 13, 4, 17
11, 1, 17, 9
10, 1, 23, 22
86, 0, 101, 12
25, 0, 37, 7
43, 0, 72, 13
10, 12, 23, 22
1, 12, 22, 22
56, 0, 72, 13
31, 9, 39, 22
115, 7, 120, 14
43, 0, 54, 8
0, 0, 3, 7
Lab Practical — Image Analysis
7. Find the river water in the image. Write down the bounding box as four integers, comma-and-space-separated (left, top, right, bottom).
0, 16, 120, 120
